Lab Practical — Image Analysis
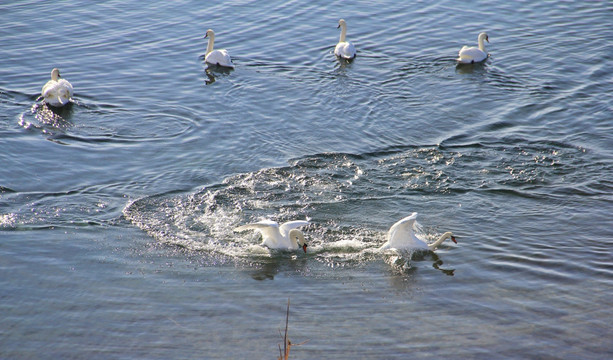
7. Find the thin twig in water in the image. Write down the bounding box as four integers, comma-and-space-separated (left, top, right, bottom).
278, 298, 308, 360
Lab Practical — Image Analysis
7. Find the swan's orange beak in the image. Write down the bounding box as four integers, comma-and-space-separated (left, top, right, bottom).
486, 36, 489, 43
451, 236, 457, 244
302, 243, 308, 253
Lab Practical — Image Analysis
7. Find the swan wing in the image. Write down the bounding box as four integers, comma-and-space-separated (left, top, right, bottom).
206, 49, 234, 68
457, 46, 487, 63
57, 79, 73, 105
335, 41, 356, 59
388, 213, 418, 237
42, 80, 54, 98
384, 212, 428, 250
42, 79, 73, 106
234, 219, 280, 238
279, 220, 309, 237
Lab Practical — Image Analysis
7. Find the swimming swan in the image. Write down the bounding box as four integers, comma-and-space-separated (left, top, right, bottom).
42, 68, 73, 107
234, 219, 309, 252
334, 19, 356, 59
379, 213, 457, 251
204, 29, 235, 68
457, 32, 489, 64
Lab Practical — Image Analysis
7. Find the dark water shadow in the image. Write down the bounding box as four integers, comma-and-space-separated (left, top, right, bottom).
455, 60, 489, 75
203, 66, 233, 85
250, 253, 309, 281
389, 249, 455, 277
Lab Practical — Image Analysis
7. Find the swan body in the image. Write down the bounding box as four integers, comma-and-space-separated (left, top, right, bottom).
379, 213, 457, 251
41, 68, 73, 107
204, 29, 234, 68
334, 19, 356, 59
457, 32, 489, 64
234, 219, 309, 252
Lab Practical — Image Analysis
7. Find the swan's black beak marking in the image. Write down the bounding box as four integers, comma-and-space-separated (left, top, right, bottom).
451, 236, 457, 244
337, 24, 340, 29
302, 243, 308, 253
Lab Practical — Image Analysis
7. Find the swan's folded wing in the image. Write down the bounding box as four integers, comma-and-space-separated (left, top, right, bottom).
458, 46, 486, 62
279, 220, 309, 236
42, 81, 58, 98
58, 79, 74, 94
206, 49, 235, 68
458, 45, 469, 56
335, 42, 356, 59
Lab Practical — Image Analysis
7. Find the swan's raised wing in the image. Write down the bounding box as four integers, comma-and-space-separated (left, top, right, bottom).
385, 213, 420, 248
279, 220, 309, 237
388, 213, 418, 235
234, 219, 280, 239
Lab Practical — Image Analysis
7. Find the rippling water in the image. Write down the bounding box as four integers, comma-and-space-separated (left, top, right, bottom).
1, 1, 612, 358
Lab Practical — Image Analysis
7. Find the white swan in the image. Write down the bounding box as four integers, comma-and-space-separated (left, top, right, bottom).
379, 212, 456, 251
457, 32, 489, 64
41, 68, 73, 107
334, 19, 356, 60
204, 29, 235, 68
234, 219, 309, 252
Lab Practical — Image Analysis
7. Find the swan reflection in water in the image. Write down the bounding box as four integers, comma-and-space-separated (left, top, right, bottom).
203, 66, 233, 85
250, 254, 309, 281
387, 250, 455, 276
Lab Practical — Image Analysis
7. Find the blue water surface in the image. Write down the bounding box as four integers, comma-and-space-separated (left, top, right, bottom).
1, 1, 612, 358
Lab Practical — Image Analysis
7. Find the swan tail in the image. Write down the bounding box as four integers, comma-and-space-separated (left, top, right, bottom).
58, 92, 71, 105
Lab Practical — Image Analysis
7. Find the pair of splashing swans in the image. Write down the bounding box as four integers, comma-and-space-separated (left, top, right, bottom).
234, 213, 456, 254
457, 32, 489, 64
42, 68, 73, 107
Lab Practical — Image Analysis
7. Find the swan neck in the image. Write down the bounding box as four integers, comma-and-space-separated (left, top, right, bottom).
478, 36, 486, 52
339, 24, 347, 43
288, 229, 305, 247
429, 233, 451, 249
206, 35, 215, 55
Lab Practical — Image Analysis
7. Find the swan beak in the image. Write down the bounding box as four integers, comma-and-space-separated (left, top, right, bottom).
486, 36, 489, 43
451, 236, 457, 244
302, 243, 308, 253
337, 24, 340, 29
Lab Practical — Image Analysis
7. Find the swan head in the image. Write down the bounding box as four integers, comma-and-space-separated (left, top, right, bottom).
50, 68, 61, 81
289, 229, 308, 253
337, 19, 347, 29
204, 29, 215, 39
442, 231, 458, 244
478, 32, 489, 43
